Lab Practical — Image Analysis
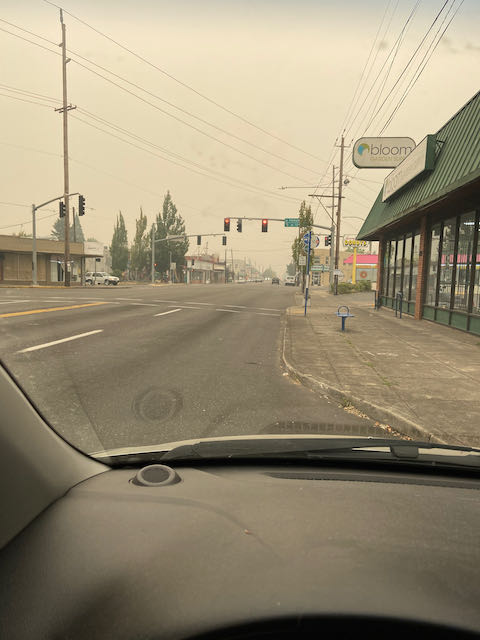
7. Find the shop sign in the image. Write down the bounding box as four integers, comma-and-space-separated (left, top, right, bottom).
382, 135, 436, 201
353, 137, 415, 168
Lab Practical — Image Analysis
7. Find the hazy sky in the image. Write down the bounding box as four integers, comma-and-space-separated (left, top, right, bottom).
1, 0, 478, 273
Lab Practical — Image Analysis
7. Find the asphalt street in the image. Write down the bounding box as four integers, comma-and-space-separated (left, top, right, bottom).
0, 283, 378, 453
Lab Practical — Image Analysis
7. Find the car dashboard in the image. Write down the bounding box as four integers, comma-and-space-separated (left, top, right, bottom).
1, 459, 479, 639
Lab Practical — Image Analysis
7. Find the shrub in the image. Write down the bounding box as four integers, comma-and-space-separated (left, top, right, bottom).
330, 280, 372, 294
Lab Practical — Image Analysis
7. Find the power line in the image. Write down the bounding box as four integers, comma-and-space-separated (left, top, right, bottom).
43, 0, 327, 163
70, 113, 303, 206
0, 25, 60, 57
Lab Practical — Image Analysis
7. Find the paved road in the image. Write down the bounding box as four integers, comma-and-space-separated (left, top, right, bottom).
0, 283, 377, 453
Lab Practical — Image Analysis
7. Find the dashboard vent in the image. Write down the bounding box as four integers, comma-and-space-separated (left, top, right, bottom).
133, 464, 180, 487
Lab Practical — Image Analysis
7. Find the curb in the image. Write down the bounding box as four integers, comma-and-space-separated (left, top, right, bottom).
281, 324, 445, 444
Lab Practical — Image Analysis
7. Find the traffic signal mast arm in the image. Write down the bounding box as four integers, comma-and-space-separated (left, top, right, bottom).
34, 192, 79, 212
153, 233, 227, 244
233, 217, 332, 232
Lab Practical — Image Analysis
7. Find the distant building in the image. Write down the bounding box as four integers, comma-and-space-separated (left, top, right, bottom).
186, 254, 225, 284
343, 254, 378, 283
0, 235, 102, 285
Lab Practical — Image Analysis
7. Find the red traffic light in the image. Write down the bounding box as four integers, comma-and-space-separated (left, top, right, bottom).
224, 218, 230, 232
261, 219, 268, 232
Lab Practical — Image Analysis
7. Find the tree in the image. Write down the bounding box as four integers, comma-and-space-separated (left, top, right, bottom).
291, 201, 314, 275
110, 212, 128, 276
262, 266, 277, 279
286, 262, 296, 276
50, 215, 85, 243
153, 192, 189, 279
130, 208, 150, 279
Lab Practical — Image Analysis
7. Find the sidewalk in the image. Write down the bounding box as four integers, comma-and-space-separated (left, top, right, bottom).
283, 287, 480, 447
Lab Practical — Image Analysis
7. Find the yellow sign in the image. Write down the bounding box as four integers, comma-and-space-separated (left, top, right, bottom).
344, 239, 368, 247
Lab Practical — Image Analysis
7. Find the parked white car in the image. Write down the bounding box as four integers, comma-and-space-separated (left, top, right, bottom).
85, 272, 119, 286
285, 275, 296, 286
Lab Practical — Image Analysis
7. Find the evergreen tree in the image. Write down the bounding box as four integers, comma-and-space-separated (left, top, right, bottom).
50, 215, 85, 243
110, 212, 128, 276
130, 208, 150, 278
153, 192, 189, 279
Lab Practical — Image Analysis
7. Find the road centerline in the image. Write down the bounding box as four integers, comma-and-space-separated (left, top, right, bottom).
17, 330, 103, 353
0, 301, 109, 319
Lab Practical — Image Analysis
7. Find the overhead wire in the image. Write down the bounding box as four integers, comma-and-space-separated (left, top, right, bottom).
42, 0, 326, 163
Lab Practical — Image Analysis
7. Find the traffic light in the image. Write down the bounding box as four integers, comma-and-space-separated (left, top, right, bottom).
59, 201, 65, 218
261, 219, 268, 232
224, 217, 230, 232
78, 195, 85, 216
222, 235, 227, 246
325, 235, 332, 246
197, 235, 201, 245
237, 219, 242, 232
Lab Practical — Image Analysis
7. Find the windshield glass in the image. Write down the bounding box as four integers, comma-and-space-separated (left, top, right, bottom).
1, 0, 479, 459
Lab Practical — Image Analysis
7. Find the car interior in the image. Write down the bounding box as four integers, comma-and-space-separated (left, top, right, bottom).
1, 361, 479, 639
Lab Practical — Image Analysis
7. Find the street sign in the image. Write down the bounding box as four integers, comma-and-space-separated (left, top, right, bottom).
311, 265, 323, 272
344, 239, 368, 247
303, 233, 320, 249
333, 269, 344, 280
299, 255, 306, 266
284, 218, 299, 227
303, 232, 311, 248
353, 137, 416, 168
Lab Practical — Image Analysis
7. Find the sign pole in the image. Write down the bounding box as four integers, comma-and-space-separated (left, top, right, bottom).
352, 246, 357, 284
304, 231, 311, 317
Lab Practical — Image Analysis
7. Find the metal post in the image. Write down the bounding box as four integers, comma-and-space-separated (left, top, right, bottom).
304, 231, 311, 316
32, 204, 37, 286
352, 246, 357, 284
330, 166, 335, 287
151, 225, 155, 284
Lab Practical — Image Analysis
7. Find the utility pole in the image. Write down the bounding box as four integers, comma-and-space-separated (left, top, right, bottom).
32, 205, 37, 286
56, 9, 76, 286
330, 166, 335, 288
334, 136, 346, 295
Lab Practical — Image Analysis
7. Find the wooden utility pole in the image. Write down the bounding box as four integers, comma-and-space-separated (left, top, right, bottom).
56, 10, 76, 286
334, 136, 345, 295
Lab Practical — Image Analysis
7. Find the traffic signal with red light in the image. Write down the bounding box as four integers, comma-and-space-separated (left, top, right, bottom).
325, 235, 332, 246
224, 218, 230, 232
78, 195, 85, 216
59, 201, 65, 218
237, 219, 242, 232
261, 219, 268, 232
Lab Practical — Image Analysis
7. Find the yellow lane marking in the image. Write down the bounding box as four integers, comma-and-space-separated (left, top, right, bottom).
0, 302, 109, 318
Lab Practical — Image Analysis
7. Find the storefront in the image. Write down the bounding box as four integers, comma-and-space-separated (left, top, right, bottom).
0, 235, 102, 285
358, 91, 480, 335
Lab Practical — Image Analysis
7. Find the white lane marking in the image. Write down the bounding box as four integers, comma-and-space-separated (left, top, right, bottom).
223, 304, 247, 308
216, 308, 241, 313
168, 305, 205, 310
183, 301, 213, 305
154, 308, 182, 317
0, 299, 32, 305
115, 297, 143, 301
130, 302, 161, 307
256, 312, 281, 317
256, 307, 281, 311
17, 330, 103, 353
153, 299, 178, 303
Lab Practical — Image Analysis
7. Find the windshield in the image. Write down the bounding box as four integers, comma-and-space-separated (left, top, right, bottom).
1, 1, 479, 460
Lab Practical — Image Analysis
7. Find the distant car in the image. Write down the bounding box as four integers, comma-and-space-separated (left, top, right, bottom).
285, 276, 296, 286
272, 277, 280, 284
85, 272, 119, 286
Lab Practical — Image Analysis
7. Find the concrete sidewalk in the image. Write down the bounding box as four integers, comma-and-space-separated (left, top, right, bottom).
283, 288, 480, 447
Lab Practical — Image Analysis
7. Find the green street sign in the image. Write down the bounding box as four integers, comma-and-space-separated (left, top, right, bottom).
284, 218, 299, 227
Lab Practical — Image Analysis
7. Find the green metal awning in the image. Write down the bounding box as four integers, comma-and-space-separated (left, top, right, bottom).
358, 91, 480, 240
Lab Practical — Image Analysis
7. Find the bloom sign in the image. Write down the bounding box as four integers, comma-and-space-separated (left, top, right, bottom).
353, 137, 415, 168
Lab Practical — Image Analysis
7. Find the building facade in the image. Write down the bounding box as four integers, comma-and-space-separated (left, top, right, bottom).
358, 92, 480, 335
0, 235, 103, 285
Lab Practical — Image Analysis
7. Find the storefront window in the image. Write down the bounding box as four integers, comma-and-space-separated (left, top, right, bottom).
382, 241, 390, 296
472, 216, 480, 316
403, 235, 412, 299
426, 224, 441, 306
386, 241, 396, 297
438, 217, 457, 309
394, 237, 404, 296
410, 232, 420, 302
453, 212, 476, 311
